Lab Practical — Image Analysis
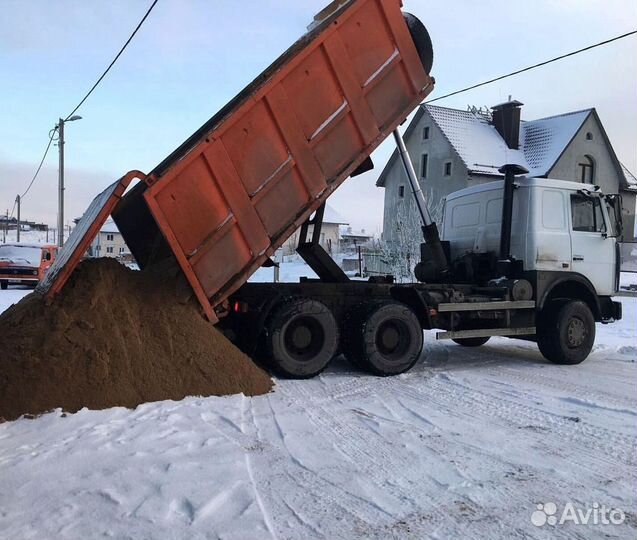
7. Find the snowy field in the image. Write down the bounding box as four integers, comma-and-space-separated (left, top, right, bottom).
0, 270, 636, 539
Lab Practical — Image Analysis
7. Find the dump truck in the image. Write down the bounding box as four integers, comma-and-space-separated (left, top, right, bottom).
38, 0, 623, 378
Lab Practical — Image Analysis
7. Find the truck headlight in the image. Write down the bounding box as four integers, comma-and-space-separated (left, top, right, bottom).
32, 270, 38, 275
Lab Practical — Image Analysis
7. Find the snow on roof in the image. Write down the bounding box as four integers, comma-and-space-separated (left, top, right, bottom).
322, 204, 348, 225
427, 105, 526, 176
340, 227, 372, 238
100, 220, 120, 234
426, 104, 591, 177
520, 109, 592, 176
621, 163, 637, 191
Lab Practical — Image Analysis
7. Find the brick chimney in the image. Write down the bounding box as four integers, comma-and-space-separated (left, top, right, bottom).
491, 99, 523, 150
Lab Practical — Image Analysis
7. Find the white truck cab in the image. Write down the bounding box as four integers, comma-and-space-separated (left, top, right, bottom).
441, 177, 621, 296
436, 176, 622, 365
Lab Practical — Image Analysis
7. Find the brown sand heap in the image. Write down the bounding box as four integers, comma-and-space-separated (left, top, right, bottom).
0, 258, 272, 421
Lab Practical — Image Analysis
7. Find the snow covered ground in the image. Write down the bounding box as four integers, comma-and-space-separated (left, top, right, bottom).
1, 269, 636, 539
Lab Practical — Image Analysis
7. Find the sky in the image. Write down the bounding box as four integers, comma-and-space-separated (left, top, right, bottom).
1, 0, 636, 236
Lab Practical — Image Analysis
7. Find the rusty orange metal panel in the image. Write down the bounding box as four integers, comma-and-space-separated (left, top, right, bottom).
133, 0, 434, 319
36, 171, 146, 300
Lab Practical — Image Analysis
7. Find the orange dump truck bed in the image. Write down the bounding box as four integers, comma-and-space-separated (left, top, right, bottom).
39, 0, 434, 322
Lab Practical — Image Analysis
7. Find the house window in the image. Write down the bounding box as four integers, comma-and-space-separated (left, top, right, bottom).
578, 155, 595, 183
444, 161, 452, 176
119, 247, 125, 254
106, 247, 114, 254
398, 185, 405, 198
421, 154, 428, 178
422, 126, 430, 140
106, 234, 114, 241
95, 245, 100, 252
586, 132, 593, 141
570, 194, 605, 233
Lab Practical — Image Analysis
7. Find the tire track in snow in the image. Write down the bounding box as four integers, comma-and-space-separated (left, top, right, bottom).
422, 374, 637, 468
280, 379, 493, 540
241, 395, 278, 540
227, 394, 405, 537
318, 364, 636, 471
493, 365, 637, 411
308, 366, 636, 517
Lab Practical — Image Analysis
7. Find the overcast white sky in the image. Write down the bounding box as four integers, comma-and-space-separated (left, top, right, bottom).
1, 0, 635, 234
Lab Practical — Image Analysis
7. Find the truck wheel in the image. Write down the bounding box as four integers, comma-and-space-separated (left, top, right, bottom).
264, 298, 338, 378
537, 300, 595, 365
452, 336, 490, 347
0, 280, 7, 290
404, 13, 434, 74
343, 302, 423, 376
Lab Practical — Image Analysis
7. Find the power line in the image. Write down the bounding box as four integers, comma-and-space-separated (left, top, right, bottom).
9, 0, 160, 221
9, 129, 58, 219
65, 0, 159, 120
426, 29, 637, 104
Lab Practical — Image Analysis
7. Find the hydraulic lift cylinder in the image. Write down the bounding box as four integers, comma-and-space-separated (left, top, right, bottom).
393, 128, 448, 278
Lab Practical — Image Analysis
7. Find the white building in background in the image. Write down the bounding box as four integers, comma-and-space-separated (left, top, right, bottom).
340, 226, 374, 251
377, 100, 637, 245
89, 220, 131, 259
281, 204, 348, 255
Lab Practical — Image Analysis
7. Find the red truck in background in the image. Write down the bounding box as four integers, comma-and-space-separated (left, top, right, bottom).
0, 244, 58, 289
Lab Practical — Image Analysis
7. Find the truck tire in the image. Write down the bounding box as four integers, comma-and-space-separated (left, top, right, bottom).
452, 336, 490, 347
264, 298, 338, 378
537, 300, 595, 365
343, 301, 423, 376
0, 280, 7, 290
404, 13, 434, 74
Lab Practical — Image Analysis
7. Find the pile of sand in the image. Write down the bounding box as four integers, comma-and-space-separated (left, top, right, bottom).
0, 258, 272, 421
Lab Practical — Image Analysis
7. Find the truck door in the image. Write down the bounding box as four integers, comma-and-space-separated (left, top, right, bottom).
569, 193, 615, 295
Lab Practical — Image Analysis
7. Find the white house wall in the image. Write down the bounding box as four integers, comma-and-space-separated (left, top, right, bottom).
382, 109, 469, 246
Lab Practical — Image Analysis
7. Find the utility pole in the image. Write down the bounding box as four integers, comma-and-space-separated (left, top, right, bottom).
16, 195, 21, 242
56, 115, 82, 247
57, 118, 65, 247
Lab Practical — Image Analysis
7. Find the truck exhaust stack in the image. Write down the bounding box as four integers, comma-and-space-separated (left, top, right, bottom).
497, 163, 529, 277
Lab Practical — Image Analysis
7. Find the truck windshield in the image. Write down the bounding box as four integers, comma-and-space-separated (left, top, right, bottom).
0, 245, 42, 266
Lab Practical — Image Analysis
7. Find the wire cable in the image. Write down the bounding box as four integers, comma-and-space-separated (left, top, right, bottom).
9, 128, 58, 219
425, 30, 637, 104
7, 0, 160, 221
64, 0, 159, 120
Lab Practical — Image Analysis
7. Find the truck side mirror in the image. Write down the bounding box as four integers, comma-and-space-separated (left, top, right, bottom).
605, 194, 623, 239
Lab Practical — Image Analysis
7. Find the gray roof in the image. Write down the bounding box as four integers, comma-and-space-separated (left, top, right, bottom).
621, 163, 637, 191
376, 104, 633, 187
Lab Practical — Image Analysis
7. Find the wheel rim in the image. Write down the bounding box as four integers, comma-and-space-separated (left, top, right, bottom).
566, 317, 587, 348
284, 316, 325, 362
375, 319, 410, 361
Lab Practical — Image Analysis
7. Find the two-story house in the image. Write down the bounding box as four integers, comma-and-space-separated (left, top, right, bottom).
88, 220, 131, 259
377, 101, 637, 251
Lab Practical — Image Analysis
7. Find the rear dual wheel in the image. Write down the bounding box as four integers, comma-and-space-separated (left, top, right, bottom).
264, 298, 338, 378
343, 302, 423, 376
